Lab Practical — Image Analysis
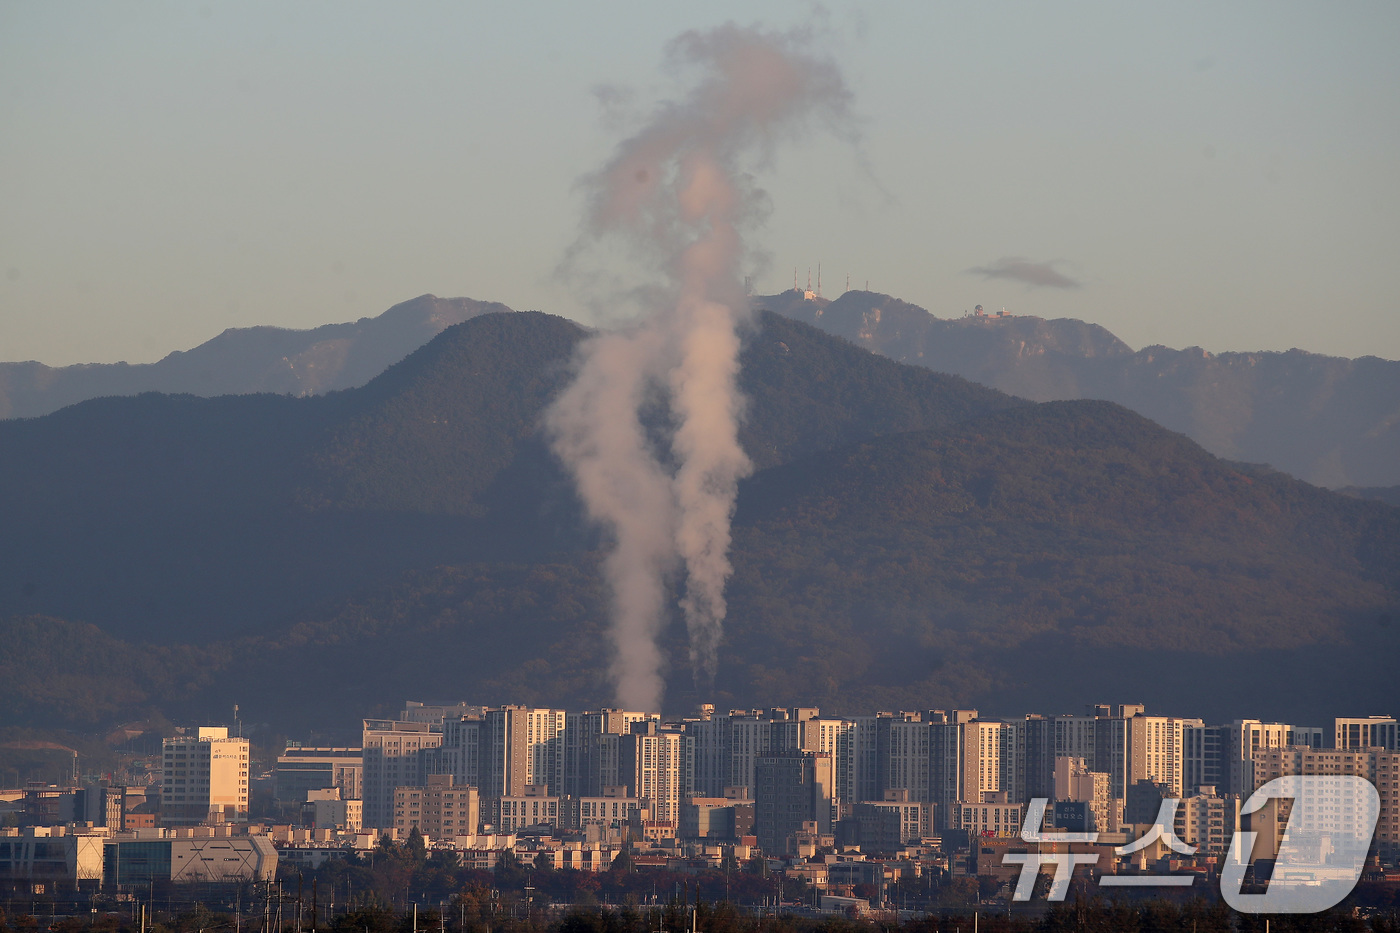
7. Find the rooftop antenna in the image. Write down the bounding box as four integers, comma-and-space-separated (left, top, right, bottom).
234, 704, 241, 738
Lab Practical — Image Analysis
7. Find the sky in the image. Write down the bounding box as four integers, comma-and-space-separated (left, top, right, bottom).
3, 2, 1398, 367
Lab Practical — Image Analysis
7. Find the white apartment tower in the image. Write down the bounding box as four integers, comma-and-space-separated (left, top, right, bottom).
621, 724, 694, 825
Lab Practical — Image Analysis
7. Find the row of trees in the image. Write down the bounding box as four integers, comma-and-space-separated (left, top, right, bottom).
2, 899, 1395, 933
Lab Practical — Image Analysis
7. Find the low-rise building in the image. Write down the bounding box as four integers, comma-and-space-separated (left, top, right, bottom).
839, 793, 934, 850
274, 747, 363, 804
678, 796, 749, 841
392, 774, 480, 837
306, 787, 362, 832
495, 786, 559, 832
0, 826, 277, 889
0, 826, 105, 888
951, 793, 1023, 839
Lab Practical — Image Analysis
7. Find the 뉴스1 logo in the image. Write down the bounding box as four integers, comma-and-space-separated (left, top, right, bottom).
1003, 776, 1380, 914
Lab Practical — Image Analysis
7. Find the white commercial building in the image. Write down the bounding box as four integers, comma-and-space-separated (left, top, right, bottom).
161, 727, 249, 826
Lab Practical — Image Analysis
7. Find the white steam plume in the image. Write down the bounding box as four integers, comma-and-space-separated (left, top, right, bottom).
547, 23, 852, 712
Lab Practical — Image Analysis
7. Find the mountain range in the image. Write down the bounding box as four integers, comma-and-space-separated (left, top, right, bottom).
0, 308, 1395, 740
760, 289, 1400, 489
7, 291, 1397, 494
0, 295, 507, 419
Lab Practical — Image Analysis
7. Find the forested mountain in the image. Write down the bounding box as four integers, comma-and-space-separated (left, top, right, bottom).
0, 310, 1015, 643
0, 295, 506, 419
0, 310, 1394, 734
763, 289, 1400, 488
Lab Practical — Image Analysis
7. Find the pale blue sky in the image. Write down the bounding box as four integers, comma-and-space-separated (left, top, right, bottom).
3, 2, 1398, 365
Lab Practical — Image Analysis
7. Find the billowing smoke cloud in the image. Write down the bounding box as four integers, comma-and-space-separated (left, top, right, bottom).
547, 23, 852, 712
968, 256, 1082, 289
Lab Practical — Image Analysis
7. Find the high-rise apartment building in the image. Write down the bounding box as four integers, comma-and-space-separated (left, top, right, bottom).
1251, 746, 1400, 859
963, 719, 1019, 804
1186, 720, 1325, 797
566, 709, 654, 796
928, 709, 979, 825
802, 717, 856, 806
754, 751, 834, 854
435, 714, 484, 788
686, 708, 844, 800
1093, 709, 1134, 800
620, 722, 693, 825
1127, 714, 1203, 797
362, 719, 443, 829
1334, 716, 1398, 750
477, 706, 569, 799
884, 713, 933, 802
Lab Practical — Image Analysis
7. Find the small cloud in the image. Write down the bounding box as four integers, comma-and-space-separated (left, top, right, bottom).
966, 256, 1081, 289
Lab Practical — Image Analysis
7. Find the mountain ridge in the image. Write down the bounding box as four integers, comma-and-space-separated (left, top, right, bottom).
7, 289, 1398, 488
0, 310, 1394, 734
759, 289, 1400, 487
0, 294, 510, 419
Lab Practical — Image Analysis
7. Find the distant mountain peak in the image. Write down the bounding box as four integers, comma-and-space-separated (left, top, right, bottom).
0, 296, 515, 419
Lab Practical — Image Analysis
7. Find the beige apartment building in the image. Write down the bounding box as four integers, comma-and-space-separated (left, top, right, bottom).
1173, 785, 1239, 856
1252, 746, 1400, 859
1127, 715, 1202, 797
392, 774, 480, 837
1053, 756, 1119, 832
